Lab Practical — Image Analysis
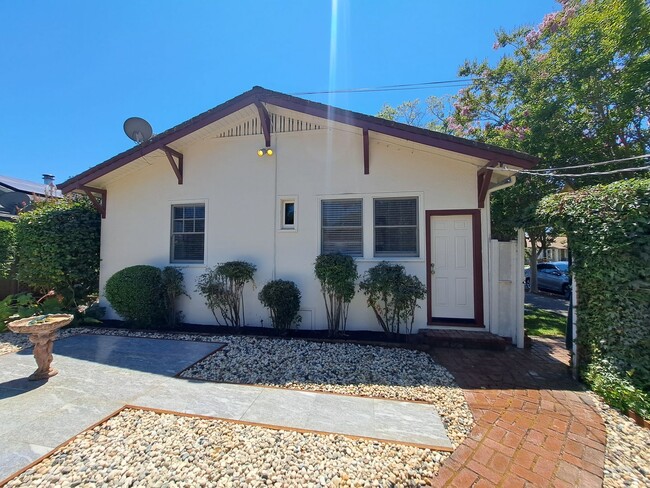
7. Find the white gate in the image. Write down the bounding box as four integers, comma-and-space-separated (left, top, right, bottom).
488, 229, 525, 348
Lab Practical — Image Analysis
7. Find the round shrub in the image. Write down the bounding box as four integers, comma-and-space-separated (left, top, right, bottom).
105, 265, 165, 327
258, 279, 301, 331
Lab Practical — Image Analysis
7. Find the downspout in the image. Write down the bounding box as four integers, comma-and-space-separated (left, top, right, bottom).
485, 174, 516, 240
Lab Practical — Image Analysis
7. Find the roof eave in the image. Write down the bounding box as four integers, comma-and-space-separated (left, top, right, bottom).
60, 86, 538, 192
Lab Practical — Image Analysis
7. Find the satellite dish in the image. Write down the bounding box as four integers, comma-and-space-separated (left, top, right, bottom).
0, 191, 32, 215
123, 117, 153, 143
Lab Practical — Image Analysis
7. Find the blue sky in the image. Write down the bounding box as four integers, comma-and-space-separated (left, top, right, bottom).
0, 0, 557, 184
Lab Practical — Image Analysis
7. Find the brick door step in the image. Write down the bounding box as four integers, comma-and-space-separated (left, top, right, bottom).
417, 329, 510, 351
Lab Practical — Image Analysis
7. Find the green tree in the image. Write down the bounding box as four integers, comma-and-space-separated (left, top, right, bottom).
378, 0, 650, 290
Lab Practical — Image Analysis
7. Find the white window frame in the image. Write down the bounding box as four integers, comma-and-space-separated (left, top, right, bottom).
170, 202, 206, 265
278, 196, 298, 231
320, 197, 364, 257
373, 196, 419, 258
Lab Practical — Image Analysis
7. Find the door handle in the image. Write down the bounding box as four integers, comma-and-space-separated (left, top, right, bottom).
430, 263, 435, 275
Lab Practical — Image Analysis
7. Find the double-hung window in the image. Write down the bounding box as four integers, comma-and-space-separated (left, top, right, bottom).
171, 204, 205, 263
374, 197, 418, 257
321, 199, 363, 256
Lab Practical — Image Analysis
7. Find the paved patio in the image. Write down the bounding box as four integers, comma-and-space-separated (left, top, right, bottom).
0, 334, 452, 482
432, 336, 606, 487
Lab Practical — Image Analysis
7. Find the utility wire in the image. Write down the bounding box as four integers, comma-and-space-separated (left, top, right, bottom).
515, 166, 650, 178
523, 154, 650, 172
291, 79, 476, 95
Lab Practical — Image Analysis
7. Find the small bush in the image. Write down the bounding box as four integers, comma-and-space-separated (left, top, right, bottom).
258, 279, 301, 331
105, 265, 165, 327
161, 267, 189, 327
0, 293, 38, 331
359, 262, 426, 335
0, 221, 15, 279
314, 253, 357, 336
196, 261, 256, 327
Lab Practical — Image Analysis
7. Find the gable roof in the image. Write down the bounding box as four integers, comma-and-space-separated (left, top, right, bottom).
60, 86, 539, 192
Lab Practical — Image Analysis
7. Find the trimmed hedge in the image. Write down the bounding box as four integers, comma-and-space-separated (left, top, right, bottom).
14, 197, 100, 305
314, 253, 357, 336
359, 262, 426, 336
0, 221, 15, 279
105, 265, 166, 327
258, 279, 301, 330
537, 178, 650, 418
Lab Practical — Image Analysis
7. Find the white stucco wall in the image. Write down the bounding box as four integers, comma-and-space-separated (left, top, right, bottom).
98, 113, 495, 334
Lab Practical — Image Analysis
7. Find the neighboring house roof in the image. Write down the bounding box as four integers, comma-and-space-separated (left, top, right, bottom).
0, 174, 49, 196
0, 175, 62, 221
60, 86, 539, 192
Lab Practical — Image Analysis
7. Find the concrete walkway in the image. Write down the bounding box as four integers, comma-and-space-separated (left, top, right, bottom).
0, 334, 452, 482
432, 337, 606, 487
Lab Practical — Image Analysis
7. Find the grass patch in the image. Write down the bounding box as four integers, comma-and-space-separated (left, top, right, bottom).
524, 306, 567, 337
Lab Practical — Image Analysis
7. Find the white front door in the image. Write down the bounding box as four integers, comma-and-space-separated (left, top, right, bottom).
429, 215, 475, 320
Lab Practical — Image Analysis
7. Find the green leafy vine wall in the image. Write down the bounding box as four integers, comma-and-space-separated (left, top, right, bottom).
538, 179, 650, 418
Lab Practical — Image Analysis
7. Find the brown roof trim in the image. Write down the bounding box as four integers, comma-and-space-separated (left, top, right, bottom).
60, 86, 538, 192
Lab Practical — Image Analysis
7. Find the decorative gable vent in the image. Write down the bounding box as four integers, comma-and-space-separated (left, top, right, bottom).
218, 118, 261, 138
217, 114, 322, 139
270, 114, 321, 133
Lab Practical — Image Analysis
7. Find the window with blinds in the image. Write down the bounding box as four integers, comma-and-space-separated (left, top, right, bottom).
321, 199, 363, 256
374, 197, 418, 257
171, 204, 205, 263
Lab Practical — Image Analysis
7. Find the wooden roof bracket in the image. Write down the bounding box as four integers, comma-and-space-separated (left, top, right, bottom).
477, 160, 499, 208
80, 186, 107, 218
363, 128, 370, 175
254, 100, 271, 147
163, 146, 183, 185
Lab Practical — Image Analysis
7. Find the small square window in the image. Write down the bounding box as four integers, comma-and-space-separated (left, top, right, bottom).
281, 199, 296, 230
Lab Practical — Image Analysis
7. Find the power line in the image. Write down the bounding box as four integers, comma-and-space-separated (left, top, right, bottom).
524, 154, 650, 172
291, 79, 476, 96
516, 166, 650, 178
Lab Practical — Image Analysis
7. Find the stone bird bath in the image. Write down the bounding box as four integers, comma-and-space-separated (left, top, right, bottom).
8, 314, 73, 380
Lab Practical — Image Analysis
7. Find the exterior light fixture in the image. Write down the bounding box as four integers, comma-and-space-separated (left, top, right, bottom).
257, 147, 273, 157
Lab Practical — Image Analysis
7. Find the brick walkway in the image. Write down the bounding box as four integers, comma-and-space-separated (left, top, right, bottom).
432, 337, 606, 487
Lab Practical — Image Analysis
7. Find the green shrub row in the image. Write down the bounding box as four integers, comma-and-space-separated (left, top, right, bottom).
106, 256, 426, 336
538, 178, 650, 419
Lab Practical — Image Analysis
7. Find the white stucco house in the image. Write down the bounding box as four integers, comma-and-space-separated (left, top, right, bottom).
60, 87, 536, 344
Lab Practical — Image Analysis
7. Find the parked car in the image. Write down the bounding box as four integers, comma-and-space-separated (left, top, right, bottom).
525, 261, 571, 297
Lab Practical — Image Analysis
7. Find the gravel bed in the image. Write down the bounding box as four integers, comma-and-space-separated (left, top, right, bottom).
6, 408, 446, 487
588, 392, 650, 487
4, 326, 648, 484
179, 336, 473, 447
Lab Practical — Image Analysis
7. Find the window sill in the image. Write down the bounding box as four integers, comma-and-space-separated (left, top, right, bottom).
355, 257, 424, 263
169, 263, 207, 269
